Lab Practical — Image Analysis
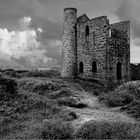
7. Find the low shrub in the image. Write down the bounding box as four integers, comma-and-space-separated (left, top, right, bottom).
121, 100, 140, 119
53, 110, 78, 121
14, 94, 59, 114
99, 81, 140, 107
18, 78, 39, 91
57, 96, 87, 108
18, 78, 61, 93
78, 79, 107, 94
40, 119, 74, 139
99, 90, 134, 107
117, 81, 140, 94
99, 81, 140, 119
0, 75, 18, 100
75, 120, 140, 139
48, 89, 72, 99
2, 70, 17, 78
32, 82, 60, 93
23, 69, 60, 78
43, 105, 62, 119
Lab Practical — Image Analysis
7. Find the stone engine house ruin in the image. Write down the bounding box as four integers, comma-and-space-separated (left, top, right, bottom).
61, 8, 130, 86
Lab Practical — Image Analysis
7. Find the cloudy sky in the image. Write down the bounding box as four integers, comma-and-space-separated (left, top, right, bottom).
0, 0, 139, 69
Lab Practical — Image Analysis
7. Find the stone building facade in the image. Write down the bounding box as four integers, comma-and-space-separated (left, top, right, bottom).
61, 8, 130, 87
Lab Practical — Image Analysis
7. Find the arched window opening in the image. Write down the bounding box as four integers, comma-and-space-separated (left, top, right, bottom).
79, 62, 84, 73
116, 62, 122, 80
92, 61, 97, 73
86, 25, 89, 35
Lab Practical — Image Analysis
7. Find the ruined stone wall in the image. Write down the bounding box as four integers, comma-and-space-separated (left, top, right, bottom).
61, 8, 77, 78
77, 16, 109, 82
107, 21, 130, 86
61, 7, 130, 87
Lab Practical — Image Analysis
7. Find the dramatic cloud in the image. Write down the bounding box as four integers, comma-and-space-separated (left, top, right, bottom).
0, 0, 139, 69
0, 16, 58, 69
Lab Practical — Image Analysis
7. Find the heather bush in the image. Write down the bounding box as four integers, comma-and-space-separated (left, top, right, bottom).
40, 119, 74, 139
75, 120, 140, 139
53, 110, 78, 121
77, 79, 107, 96
23, 69, 60, 78
99, 90, 133, 107
18, 78, 39, 91
121, 100, 140, 119
115, 81, 140, 95
32, 82, 61, 93
57, 96, 87, 108
2, 69, 17, 78
0, 75, 18, 100
19, 78, 61, 93
99, 81, 140, 107
48, 89, 72, 99
99, 81, 140, 119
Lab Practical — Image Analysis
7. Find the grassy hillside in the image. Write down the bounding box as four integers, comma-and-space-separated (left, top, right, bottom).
0, 71, 86, 139
0, 69, 140, 139
99, 81, 140, 120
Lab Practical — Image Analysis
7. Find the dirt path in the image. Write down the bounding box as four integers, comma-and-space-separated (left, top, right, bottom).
67, 85, 136, 129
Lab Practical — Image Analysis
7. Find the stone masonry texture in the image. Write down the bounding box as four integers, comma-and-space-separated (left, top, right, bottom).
61, 8, 130, 87
61, 8, 77, 78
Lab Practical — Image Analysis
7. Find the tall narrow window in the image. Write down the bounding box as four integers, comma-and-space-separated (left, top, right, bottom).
86, 25, 89, 35
116, 62, 122, 80
92, 61, 97, 73
109, 29, 111, 37
79, 62, 84, 73
93, 31, 95, 45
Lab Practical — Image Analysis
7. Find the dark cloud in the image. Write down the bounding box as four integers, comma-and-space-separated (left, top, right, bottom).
31, 17, 62, 40
43, 39, 62, 60
115, 0, 140, 38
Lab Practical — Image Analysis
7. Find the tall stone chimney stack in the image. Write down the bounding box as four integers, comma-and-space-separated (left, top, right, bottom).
61, 8, 77, 78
